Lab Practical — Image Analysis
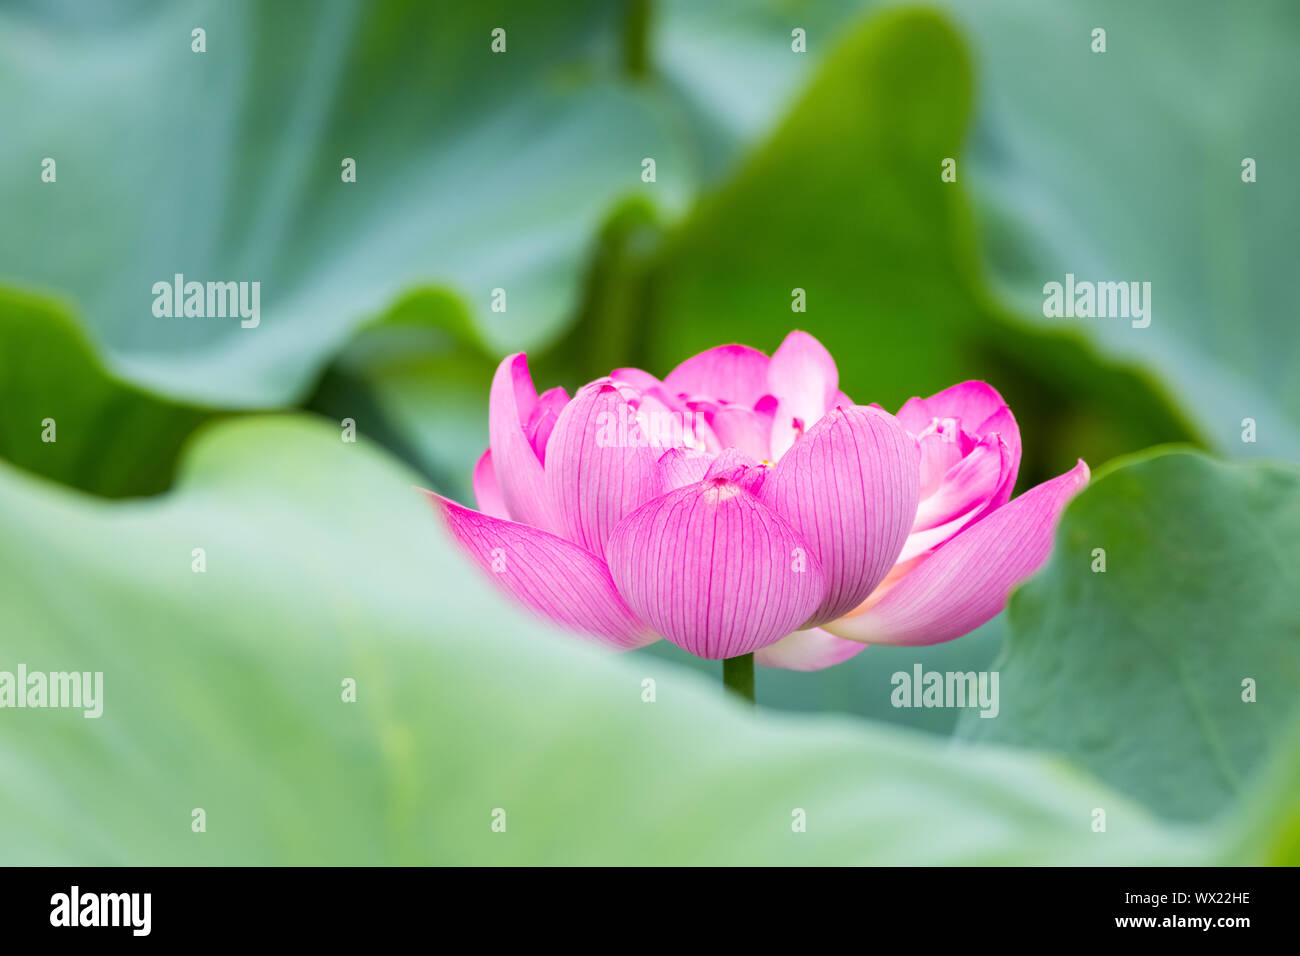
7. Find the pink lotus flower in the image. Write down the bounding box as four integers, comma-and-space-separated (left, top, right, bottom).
431, 331, 1088, 671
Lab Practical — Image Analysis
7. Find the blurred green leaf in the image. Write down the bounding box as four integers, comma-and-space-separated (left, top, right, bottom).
0, 288, 217, 497
1230, 721, 1300, 864
961, 449, 1300, 822
943, 0, 1300, 457
0, 0, 692, 407
652, 0, 868, 181
307, 198, 671, 503
306, 286, 496, 502
0, 415, 1252, 864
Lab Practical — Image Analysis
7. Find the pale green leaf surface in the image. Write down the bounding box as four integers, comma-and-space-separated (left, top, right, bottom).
0, 416, 1228, 864
962, 450, 1300, 823
0, 0, 692, 407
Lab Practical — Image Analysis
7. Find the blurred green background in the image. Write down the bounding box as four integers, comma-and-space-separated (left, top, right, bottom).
1, 0, 1297, 864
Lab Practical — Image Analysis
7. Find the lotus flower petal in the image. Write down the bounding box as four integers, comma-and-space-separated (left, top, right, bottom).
663, 344, 770, 406
902, 380, 1021, 513
768, 330, 839, 458
432, 493, 652, 648
488, 353, 556, 532
710, 404, 774, 461
610, 367, 664, 396
760, 405, 920, 627
917, 422, 973, 496
703, 448, 769, 494
472, 449, 509, 520
826, 460, 1090, 646
657, 447, 714, 490
971, 402, 1022, 476
896, 510, 984, 564
544, 383, 663, 555
912, 434, 1009, 532
525, 386, 569, 463
606, 479, 826, 659
635, 390, 697, 450
897, 381, 1009, 436
754, 627, 868, 671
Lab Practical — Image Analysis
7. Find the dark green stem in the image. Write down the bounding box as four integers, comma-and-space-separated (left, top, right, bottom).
722, 653, 755, 705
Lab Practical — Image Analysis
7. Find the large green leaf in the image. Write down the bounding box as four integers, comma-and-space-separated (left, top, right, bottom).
961, 449, 1300, 822
0, 416, 1261, 865
0, 288, 217, 497
943, 0, 1300, 457
0, 0, 691, 407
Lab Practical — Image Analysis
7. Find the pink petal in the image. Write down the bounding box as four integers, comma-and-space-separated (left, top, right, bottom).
826, 460, 1090, 646
431, 493, 653, 649
663, 344, 771, 406
754, 627, 868, 671
610, 367, 663, 395
974, 404, 1021, 501
606, 479, 827, 659
681, 400, 724, 453
768, 331, 838, 407
897, 396, 935, 435
703, 448, 769, 494
657, 447, 714, 490
472, 448, 509, 520
525, 387, 569, 464
768, 331, 840, 458
912, 434, 1008, 532
544, 383, 664, 555
901, 380, 1021, 508
897, 381, 1008, 435
488, 353, 557, 532
897, 437, 1017, 563
899, 442, 1008, 567
917, 426, 971, 498
896, 513, 981, 564
760, 405, 920, 627
710, 404, 775, 461
635, 391, 698, 450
